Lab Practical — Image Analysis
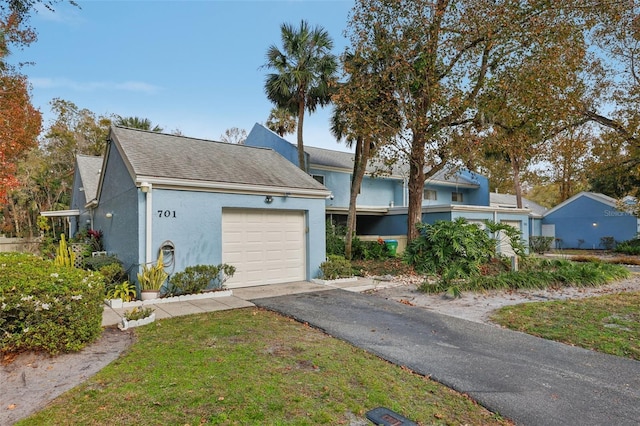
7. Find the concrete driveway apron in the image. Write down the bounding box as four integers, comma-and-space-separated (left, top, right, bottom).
252, 289, 640, 426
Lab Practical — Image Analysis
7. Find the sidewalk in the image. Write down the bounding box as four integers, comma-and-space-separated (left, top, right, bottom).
102, 277, 393, 327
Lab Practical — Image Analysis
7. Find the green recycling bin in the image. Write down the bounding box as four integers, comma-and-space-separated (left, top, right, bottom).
384, 239, 398, 256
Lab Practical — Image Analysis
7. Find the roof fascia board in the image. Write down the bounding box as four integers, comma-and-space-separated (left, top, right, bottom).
134, 176, 331, 199
41, 209, 80, 217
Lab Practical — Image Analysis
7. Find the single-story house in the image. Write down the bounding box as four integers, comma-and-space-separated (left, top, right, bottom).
542, 192, 639, 249
245, 123, 533, 254
68, 125, 330, 288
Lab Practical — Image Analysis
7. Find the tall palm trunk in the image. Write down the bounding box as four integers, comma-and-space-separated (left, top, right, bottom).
297, 98, 306, 171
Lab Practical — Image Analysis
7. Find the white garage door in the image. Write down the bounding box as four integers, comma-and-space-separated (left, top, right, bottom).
498, 220, 521, 257
222, 209, 306, 288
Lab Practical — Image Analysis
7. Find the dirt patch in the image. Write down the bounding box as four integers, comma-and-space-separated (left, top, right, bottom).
1, 326, 135, 425
368, 274, 640, 324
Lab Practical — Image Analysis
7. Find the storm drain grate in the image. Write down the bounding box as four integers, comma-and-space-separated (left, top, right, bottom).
365, 407, 417, 426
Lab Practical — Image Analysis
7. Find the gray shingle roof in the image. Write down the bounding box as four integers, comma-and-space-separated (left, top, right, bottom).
76, 154, 103, 201
305, 145, 477, 187
109, 126, 327, 192
490, 193, 547, 216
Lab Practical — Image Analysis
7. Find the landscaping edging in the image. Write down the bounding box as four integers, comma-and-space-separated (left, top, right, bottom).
105, 289, 233, 309
311, 277, 358, 285
118, 312, 156, 330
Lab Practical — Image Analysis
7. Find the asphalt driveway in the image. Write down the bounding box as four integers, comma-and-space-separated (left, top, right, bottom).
252, 289, 640, 426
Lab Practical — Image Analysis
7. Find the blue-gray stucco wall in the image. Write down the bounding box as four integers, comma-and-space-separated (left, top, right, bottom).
147, 190, 326, 282
70, 167, 88, 236
245, 123, 308, 169
543, 196, 638, 249
93, 142, 140, 274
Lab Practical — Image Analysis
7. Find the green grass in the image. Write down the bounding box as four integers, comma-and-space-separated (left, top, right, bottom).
491, 291, 640, 360
419, 258, 630, 294
18, 309, 509, 425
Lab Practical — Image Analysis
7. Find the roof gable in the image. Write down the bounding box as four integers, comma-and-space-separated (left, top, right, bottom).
75, 154, 103, 202
544, 192, 618, 217
108, 126, 327, 194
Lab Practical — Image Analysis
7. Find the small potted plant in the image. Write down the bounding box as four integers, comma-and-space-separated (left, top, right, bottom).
118, 306, 155, 330
137, 252, 168, 300
106, 281, 136, 308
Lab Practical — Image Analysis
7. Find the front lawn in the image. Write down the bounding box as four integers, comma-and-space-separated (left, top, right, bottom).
491, 291, 640, 360
18, 309, 509, 425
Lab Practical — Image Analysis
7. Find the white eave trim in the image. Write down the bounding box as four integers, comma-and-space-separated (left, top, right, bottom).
135, 177, 331, 199
326, 206, 390, 216
41, 209, 80, 217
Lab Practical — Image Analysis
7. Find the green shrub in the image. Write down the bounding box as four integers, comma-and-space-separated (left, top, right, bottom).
166, 264, 236, 296
318, 255, 353, 280
326, 220, 346, 257
600, 236, 616, 250
83, 255, 122, 272
98, 262, 127, 285
106, 281, 136, 302
351, 238, 390, 260
529, 236, 555, 254
0, 252, 105, 355
615, 238, 640, 255
404, 218, 495, 283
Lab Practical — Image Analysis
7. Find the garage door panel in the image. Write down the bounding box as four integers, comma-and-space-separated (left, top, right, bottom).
222, 209, 306, 287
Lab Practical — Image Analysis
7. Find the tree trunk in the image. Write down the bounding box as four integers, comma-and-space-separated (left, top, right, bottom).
345, 137, 369, 259
297, 99, 306, 171
510, 153, 523, 208
407, 137, 426, 242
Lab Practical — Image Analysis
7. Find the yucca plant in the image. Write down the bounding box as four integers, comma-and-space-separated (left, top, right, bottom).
137, 252, 168, 291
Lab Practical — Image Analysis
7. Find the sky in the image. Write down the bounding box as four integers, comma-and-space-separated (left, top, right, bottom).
10, 0, 355, 151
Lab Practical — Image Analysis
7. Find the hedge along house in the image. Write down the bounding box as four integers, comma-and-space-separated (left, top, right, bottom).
542, 192, 639, 249
244, 123, 532, 254
84, 126, 329, 288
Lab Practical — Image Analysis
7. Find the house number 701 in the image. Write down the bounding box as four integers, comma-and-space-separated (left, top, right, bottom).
157, 210, 176, 218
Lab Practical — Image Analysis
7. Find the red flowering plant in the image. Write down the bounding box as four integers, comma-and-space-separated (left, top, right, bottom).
87, 229, 104, 252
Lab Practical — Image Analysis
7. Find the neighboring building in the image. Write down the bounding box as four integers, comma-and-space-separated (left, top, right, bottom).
490, 192, 547, 238
542, 192, 639, 249
245, 123, 532, 254
69, 126, 330, 288
41, 154, 104, 238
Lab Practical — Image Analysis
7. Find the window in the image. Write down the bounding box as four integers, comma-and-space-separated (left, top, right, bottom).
451, 192, 463, 202
424, 189, 437, 200
312, 174, 324, 185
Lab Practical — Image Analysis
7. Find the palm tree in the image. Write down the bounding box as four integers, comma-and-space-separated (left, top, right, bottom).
266, 107, 296, 137
263, 20, 338, 170
115, 116, 163, 132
